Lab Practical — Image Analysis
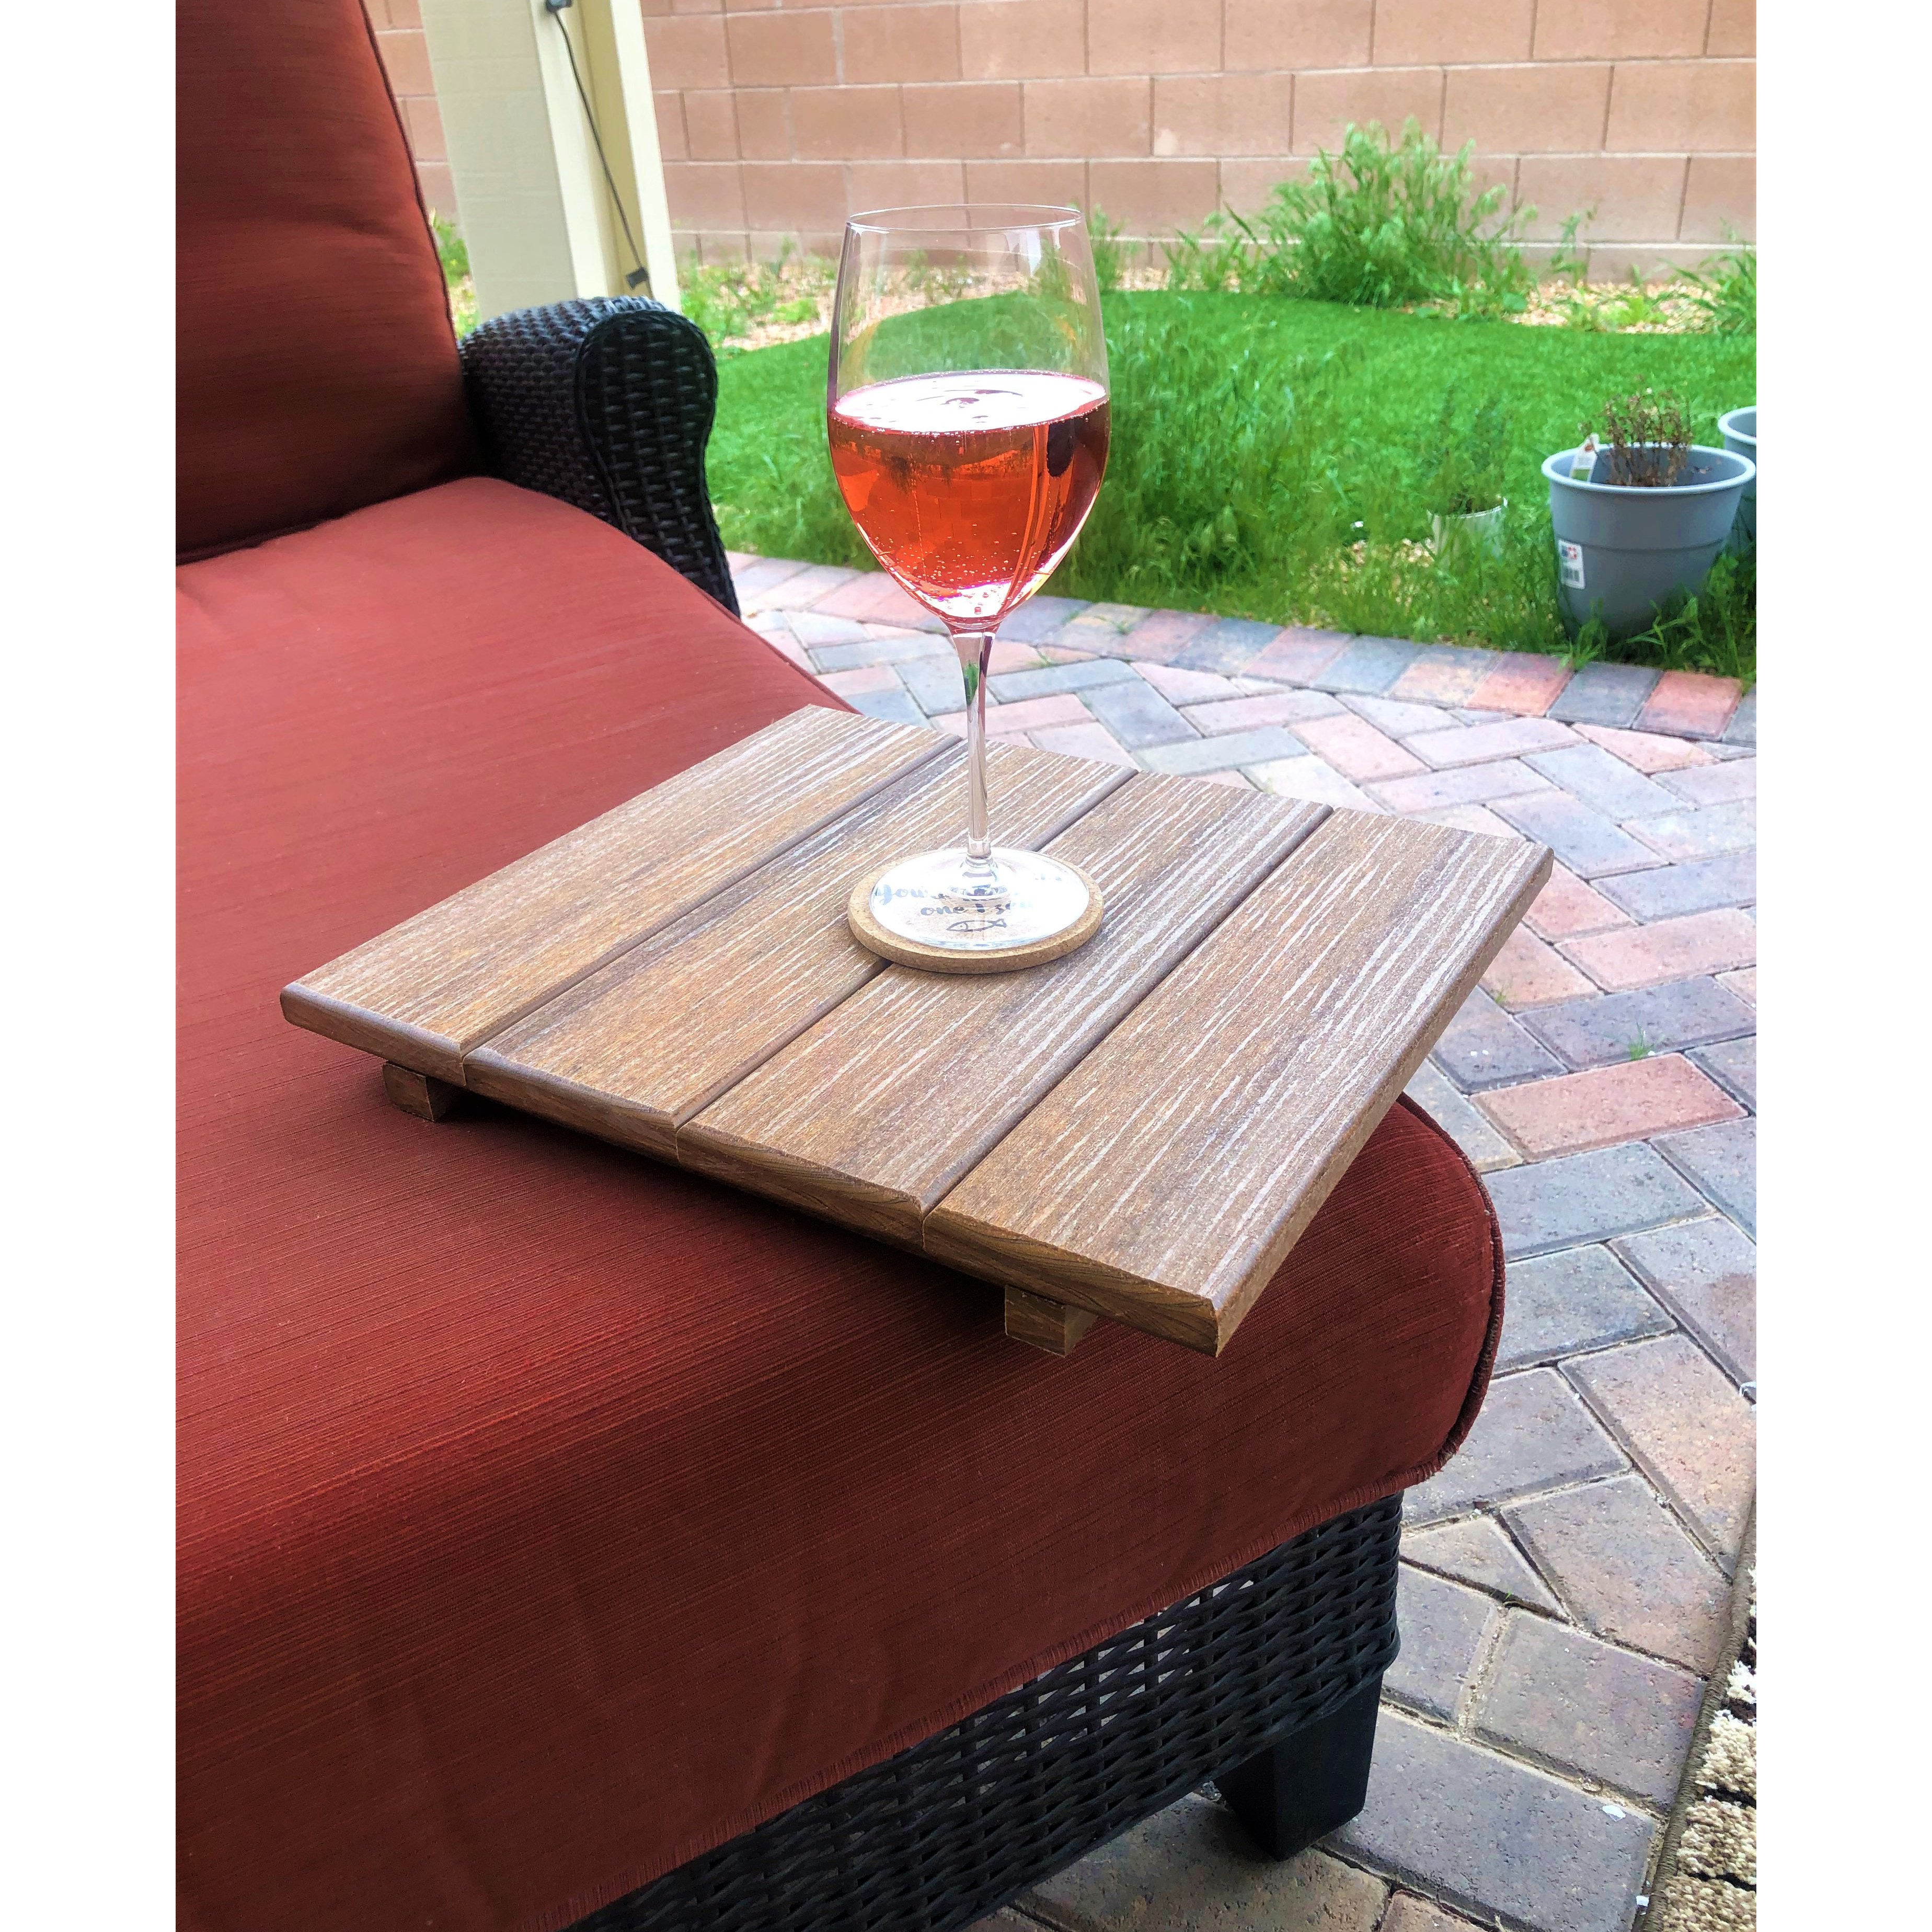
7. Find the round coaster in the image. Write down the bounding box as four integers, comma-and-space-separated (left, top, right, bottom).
847, 859, 1105, 974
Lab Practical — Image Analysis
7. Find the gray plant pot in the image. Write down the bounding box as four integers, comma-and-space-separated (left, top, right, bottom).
1543, 445, 1755, 641
1719, 405, 1756, 548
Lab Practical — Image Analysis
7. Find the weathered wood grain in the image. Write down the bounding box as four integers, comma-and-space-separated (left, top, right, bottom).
282, 707, 944, 1082
924, 811, 1551, 1355
466, 741, 1128, 1159
1004, 1287, 1097, 1357
681, 778, 1327, 1243
382, 1063, 461, 1122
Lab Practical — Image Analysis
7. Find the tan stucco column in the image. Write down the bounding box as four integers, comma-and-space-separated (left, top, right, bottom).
420, 0, 679, 320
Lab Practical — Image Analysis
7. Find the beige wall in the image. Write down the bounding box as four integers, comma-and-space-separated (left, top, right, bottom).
646, 0, 1754, 278
373, 1, 1756, 279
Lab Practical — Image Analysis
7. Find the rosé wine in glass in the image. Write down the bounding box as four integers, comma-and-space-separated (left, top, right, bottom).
826, 207, 1111, 965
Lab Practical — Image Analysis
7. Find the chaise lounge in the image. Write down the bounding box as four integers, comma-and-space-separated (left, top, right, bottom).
177, 6, 1505, 1927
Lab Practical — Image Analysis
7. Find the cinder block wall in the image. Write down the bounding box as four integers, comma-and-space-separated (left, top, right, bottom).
645, 0, 1753, 278
365, 0, 457, 220
374, 0, 1754, 279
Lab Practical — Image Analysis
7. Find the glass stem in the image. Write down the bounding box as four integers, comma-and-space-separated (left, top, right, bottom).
957, 629, 995, 863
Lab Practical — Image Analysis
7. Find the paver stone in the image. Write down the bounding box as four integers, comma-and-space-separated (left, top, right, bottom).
1548, 661, 1661, 729
1611, 1217, 1755, 1385
1291, 710, 1426, 780
1368, 761, 1554, 813
1403, 1370, 1626, 1526
1658, 759, 1755, 807
1522, 864, 1632, 942
1476, 1054, 1742, 1159
1474, 1613, 1704, 1806
1024, 1797, 1388, 1930
1386, 1566, 1494, 1721
1490, 792, 1661, 880
1430, 990, 1563, 1091
1400, 1515, 1561, 1613
1496, 1244, 1671, 1372
1524, 743, 1680, 820
1377, 1895, 1496, 1931
1404, 1061, 1520, 1174
1560, 910, 1756, 992
1240, 626, 1352, 684
1466, 652, 1573, 717
987, 659, 1137, 703
1082, 676, 1200, 749
995, 595, 1090, 643
1657, 1117, 1755, 1235
1594, 852, 1755, 922
1249, 756, 1381, 811
1310, 636, 1424, 695
1141, 724, 1307, 773
1566, 1334, 1756, 1568
1503, 1476, 1730, 1673
1635, 670, 1742, 739
1480, 927, 1598, 1010
1624, 800, 1756, 864
1173, 616, 1284, 675
1484, 1143, 1707, 1259
1388, 645, 1501, 707
1570, 723, 1713, 774
1331, 1711, 1655, 1932
1520, 977, 1753, 1071
1689, 1037, 1755, 1111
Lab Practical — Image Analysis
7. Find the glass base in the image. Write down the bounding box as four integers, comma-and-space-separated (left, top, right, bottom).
864, 846, 1095, 957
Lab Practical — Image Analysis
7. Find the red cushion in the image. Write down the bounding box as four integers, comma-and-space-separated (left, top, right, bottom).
176, 0, 476, 560
178, 478, 1502, 1932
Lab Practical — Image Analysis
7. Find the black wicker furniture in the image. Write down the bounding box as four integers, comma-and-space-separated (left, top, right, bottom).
462, 298, 740, 614
573, 1497, 1402, 1932
178, 9, 1506, 1930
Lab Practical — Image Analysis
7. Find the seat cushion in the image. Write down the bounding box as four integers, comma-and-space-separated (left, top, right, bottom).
177, 0, 476, 560
178, 479, 1503, 1932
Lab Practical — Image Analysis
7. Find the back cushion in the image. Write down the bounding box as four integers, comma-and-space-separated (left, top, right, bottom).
178, 0, 477, 560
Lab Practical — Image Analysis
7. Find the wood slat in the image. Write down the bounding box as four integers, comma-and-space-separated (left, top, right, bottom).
281, 707, 942, 1082
679, 778, 1327, 1243
923, 811, 1551, 1355
465, 740, 1129, 1160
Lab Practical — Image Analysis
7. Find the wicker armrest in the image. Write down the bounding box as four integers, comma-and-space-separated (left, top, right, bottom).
459, 297, 739, 614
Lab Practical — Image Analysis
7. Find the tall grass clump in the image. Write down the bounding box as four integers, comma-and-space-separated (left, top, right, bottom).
1051, 313, 1357, 605
1677, 239, 1756, 336
1162, 120, 1535, 317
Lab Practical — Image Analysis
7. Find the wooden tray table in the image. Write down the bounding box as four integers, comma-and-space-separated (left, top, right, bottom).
284, 706, 1549, 1357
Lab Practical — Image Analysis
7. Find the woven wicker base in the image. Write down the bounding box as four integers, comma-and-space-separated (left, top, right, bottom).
570, 1494, 1402, 1932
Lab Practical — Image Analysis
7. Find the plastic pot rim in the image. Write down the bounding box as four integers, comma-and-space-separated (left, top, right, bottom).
1543, 445, 1755, 499
1717, 405, 1756, 450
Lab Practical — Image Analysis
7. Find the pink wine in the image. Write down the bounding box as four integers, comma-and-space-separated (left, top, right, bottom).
826, 371, 1110, 627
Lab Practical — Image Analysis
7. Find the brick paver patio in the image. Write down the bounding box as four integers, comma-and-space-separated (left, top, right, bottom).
736, 555, 1756, 1932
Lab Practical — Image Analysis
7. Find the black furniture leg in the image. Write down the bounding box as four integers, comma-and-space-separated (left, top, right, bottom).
1218, 1672, 1385, 1860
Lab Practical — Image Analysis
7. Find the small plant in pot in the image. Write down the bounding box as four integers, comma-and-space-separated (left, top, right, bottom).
1419, 390, 1511, 558
1543, 387, 1755, 641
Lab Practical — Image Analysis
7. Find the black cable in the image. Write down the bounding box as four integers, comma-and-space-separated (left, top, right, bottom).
545, 1, 651, 292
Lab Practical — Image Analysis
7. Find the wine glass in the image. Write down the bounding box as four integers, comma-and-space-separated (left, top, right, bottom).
827, 205, 1110, 963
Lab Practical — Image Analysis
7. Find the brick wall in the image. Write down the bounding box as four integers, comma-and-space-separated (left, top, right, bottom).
645, 0, 1753, 277
365, 0, 456, 220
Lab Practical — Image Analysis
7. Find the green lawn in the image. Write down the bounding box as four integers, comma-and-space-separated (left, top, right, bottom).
709, 293, 1756, 677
